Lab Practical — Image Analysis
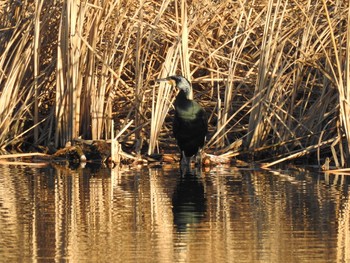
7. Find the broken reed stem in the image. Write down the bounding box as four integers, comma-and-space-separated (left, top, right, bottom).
261, 137, 337, 168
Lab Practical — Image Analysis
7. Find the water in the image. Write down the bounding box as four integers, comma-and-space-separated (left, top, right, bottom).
0, 164, 349, 263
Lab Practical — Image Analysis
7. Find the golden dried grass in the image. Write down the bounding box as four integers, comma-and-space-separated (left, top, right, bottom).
0, 0, 349, 167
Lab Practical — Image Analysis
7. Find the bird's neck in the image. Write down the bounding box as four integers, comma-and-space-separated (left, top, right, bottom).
179, 88, 193, 100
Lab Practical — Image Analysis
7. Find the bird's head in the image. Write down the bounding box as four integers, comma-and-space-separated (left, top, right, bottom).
156, 75, 193, 100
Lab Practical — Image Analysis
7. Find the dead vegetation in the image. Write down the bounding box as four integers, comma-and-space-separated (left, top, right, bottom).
0, 0, 349, 168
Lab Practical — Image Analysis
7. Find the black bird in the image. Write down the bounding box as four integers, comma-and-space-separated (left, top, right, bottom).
156, 75, 208, 173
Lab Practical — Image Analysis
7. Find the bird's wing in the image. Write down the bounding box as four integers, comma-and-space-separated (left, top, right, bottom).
173, 111, 180, 139
197, 107, 208, 135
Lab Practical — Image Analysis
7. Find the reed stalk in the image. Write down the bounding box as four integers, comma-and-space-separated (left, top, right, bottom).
247, 0, 285, 149
148, 44, 179, 155
33, 0, 43, 144
321, 0, 350, 165
0, 6, 34, 149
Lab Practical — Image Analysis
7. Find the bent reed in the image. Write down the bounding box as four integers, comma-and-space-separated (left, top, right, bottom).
0, 0, 349, 168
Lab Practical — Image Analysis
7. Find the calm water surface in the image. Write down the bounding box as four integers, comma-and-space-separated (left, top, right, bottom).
0, 164, 349, 262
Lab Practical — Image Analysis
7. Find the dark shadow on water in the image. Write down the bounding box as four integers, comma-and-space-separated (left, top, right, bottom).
172, 172, 207, 232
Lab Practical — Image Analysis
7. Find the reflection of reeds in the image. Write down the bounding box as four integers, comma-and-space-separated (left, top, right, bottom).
0, 0, 350, 165
1, 165, 350, 261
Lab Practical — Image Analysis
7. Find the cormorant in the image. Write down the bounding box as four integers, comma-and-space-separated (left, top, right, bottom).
156, 75, 208, 173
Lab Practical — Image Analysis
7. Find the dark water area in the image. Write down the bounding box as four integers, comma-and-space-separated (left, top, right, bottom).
0, 164, 349, 262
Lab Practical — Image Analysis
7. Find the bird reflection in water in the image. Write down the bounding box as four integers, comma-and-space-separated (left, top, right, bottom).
172, 173, 207, 232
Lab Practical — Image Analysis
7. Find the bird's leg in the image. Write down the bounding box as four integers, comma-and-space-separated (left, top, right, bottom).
195, 150, 202, 167
193, 150, 203, 175
180, 151, 187, 176
180, 151, 192, 175
186, 156, 192, 173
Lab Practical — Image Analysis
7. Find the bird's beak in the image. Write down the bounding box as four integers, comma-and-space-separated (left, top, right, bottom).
156, 77, 175, 86
155, 77, 169, 82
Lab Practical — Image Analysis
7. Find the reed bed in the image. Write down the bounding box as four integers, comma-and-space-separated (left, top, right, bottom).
0, 0, 349, 167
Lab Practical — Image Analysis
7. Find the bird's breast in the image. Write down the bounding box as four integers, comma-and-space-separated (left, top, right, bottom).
175, 104, 198, 121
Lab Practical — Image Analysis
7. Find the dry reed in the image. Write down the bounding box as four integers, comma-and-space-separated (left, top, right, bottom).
0, 0, 349, 167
